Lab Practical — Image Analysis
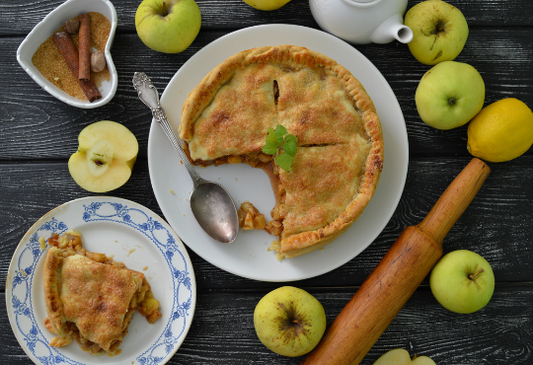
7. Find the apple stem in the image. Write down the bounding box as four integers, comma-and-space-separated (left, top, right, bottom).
162, 1, 167, 16
469, 268, 485, 280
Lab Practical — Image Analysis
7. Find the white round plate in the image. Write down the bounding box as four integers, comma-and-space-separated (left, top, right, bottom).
6, 196, 196, 365
148, 24, 409, 282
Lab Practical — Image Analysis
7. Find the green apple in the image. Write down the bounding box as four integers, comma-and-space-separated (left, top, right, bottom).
68, 121, 138, 193
242, 0, 291, 11
374, 349, 436, 365
415, 61, 485, 130
430, 250, 495, 314
254, 286, 326, 357
135, 0, 201, 54
405, 0, 469, 65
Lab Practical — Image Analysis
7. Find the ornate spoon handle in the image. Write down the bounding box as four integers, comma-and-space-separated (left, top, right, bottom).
132, 72, 203, 186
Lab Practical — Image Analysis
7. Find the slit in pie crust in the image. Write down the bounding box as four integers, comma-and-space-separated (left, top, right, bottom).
42, 230, 162, 356
179, 45, 384, 259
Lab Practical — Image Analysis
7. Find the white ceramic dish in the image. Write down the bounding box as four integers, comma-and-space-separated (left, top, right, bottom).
6, 197, 196, 365
148, 24, 409, 282
16, 0, 118, 109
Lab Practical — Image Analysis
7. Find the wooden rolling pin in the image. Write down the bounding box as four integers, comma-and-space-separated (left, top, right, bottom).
301, 158, 490, 365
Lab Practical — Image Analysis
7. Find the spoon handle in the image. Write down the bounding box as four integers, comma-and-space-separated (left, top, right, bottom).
132, 72, 203, 186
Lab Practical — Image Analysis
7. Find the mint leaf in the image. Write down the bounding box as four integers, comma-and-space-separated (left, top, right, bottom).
275, 152, 293, 172
262, 144, 279, 155
265, 127, 283, 147
274, 124, 288, 139
262, 127, 282, 155
283, 134, 298, 157
263, 124, 298, 171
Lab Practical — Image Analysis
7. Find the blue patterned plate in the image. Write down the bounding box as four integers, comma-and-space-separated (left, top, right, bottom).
6, 196, 196, 365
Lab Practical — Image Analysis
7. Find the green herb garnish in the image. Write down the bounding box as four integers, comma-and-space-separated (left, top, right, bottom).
262, 124, 298, 171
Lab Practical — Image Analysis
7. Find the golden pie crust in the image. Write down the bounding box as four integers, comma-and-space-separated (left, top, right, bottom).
179, 45, 383, 258
43, 231, 162, 356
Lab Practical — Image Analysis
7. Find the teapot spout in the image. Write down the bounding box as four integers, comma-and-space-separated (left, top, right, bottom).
370, 14, 413, 44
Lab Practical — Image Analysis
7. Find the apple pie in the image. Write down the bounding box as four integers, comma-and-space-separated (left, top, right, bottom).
179, 45, 384, 258
43, 230, 162, 356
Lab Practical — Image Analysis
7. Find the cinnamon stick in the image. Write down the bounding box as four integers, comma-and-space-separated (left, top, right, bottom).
78, 13, 91, 81
52, 31, 101, 102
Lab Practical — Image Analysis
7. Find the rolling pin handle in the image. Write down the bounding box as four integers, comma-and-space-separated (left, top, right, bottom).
417, 158, 490, 244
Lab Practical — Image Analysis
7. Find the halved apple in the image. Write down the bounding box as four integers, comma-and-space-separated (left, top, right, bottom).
373, 348, 436, 365
68, 120, 138, 192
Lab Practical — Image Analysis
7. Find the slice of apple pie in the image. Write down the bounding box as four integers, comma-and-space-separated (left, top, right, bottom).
43, 230, 162, 356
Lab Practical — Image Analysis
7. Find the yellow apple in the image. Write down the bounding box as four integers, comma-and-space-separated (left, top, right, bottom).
68, 121, 138, 193
254, 286, 326, 357
242, 0, 291, 11
374, 348, 436, 365
135, 0, 201, 54
405, 0, 468, 65
415, 61, 485, 130
430, 250, 495, 314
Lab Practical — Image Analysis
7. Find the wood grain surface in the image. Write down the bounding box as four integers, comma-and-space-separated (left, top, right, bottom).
1, 0, 532, 364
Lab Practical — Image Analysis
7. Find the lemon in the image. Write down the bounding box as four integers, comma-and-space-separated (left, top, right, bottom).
467, 98, 533, 162
242, 0, 291, 11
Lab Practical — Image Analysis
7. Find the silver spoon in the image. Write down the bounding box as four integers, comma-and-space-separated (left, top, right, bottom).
132, 72, 239, 244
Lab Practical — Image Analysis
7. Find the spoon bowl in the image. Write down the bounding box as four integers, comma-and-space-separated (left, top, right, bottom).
191, 182, 239, 244
133, 72, 239, 244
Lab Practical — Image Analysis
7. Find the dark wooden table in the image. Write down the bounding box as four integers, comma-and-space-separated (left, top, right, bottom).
2, 0, 532, 364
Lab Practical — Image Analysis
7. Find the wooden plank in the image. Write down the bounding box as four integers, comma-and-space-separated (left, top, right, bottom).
2, 283, 533, 364
1, 0, 533, 37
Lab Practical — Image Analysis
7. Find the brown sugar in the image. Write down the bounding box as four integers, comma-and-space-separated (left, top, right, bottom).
31, 12, 111, 101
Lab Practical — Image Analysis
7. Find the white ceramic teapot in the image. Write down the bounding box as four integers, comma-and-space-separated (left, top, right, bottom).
309, 0, 413, 45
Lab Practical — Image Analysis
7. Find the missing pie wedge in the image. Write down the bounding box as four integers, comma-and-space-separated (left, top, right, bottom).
179, 45, 384, 259
43, 230, 162, 356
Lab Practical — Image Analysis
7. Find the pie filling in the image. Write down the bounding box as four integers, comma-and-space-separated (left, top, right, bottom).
43, 230, 162, 356
179, 45, 384, 259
